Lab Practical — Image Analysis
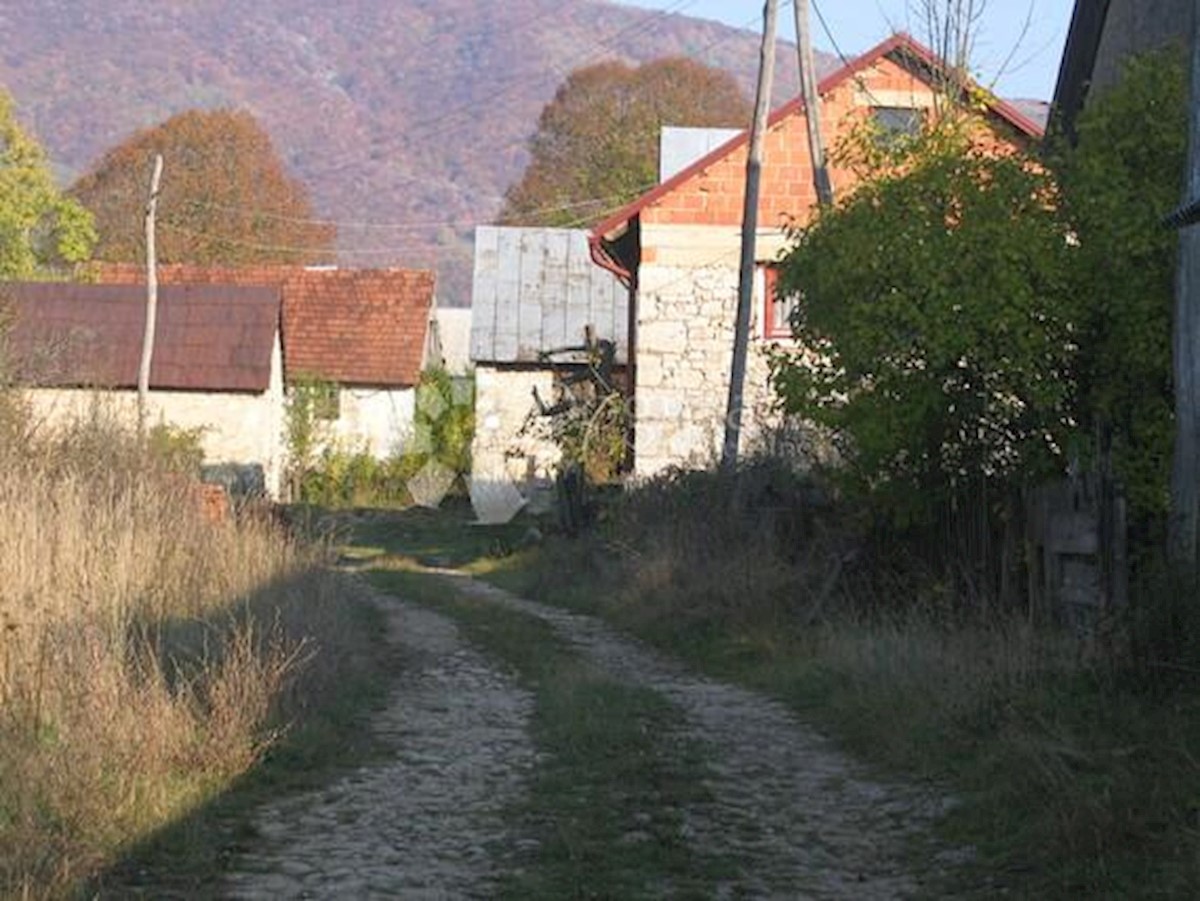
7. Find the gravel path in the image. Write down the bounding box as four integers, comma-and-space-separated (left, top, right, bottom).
223, 579, 538, 899
224, 569, 957, 899
442, 572, 957, 900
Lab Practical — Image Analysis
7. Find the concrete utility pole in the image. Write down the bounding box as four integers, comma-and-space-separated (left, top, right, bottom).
721, 0, 779, 473
137, 153, 164, 436
794, 0, 834, 207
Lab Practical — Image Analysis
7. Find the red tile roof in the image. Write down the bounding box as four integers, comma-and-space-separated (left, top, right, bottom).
590, 32, 1046, 255
3, 282, 280, 392
91, 264, 435, 387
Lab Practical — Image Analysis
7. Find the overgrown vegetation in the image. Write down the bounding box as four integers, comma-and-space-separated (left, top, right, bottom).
0, 89, 96, 278
285, 367, 474, 508
483, 461, 1200, 897
0, 401, 383, 898
1052, 49, 1185, 527
472, 51, 1200, 896
70, 107, 334, 265
499, 57, 749, 227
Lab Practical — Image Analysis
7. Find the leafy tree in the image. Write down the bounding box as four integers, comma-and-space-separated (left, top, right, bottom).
499, 57, 750, 227
770, 117, 1075, 523
0, 88, 96, 277
70, 108, 334, 265
1052, 49, 1186, 522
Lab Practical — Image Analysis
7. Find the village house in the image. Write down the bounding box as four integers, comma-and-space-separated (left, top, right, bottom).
5, 281, 288, 496
469, 225, 628, 506
587, 32, 1045, 477
1053, 0, 1191, 142
94, 264, 438, 462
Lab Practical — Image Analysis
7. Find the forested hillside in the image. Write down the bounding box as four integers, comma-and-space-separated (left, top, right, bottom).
0, 0, 832, 301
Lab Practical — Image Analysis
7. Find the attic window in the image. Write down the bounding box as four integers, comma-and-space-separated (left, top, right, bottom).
872, 106, 923, 140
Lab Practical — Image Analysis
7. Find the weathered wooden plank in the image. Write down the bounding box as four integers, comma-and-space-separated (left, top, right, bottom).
539, 229, 571, 351
471, 225, 628, 363
493, 228, 522, 362
564, 231, 594, 351
516, 231, 545, 361
469, 226, 500, 363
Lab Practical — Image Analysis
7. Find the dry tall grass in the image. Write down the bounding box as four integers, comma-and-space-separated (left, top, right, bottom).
0, 407, 347, 898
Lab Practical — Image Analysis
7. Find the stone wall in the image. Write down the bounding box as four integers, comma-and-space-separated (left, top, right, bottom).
634, 243, 785, 478
470, 365, 561, 507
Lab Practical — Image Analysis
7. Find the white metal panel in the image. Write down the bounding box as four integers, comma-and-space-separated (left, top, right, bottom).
469, 226, 628, 364
469, 226, 500, 363
659, 126, 742, 182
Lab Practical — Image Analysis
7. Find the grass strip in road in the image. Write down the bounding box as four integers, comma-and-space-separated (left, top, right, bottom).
368, 564, 734, 900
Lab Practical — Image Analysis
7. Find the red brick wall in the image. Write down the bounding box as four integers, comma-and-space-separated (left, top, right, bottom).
640, 56, 1027, 233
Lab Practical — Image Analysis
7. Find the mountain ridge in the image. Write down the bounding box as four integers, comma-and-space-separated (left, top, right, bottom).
0, 2, 894, 301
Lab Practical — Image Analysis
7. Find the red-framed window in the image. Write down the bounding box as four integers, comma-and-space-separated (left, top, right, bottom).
762, 264, 799, 339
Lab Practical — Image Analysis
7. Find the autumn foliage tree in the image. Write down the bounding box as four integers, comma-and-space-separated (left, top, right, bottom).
70, 109, 334, 265
0, 88, 96, 278
499, 57, 750, 227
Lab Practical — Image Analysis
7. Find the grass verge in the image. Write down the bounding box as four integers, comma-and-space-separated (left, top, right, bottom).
367, 562, 733, 899
474, 467, 1200, 900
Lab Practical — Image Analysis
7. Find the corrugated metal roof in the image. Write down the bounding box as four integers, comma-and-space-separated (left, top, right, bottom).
470, 226, 629, 365
91, 264, 434, 387
660, 127, 743, 182
3, 282, 279, 392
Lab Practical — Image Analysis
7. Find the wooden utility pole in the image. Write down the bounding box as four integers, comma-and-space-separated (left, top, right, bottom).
137, 153, 164, 436
1170, 1, 1200, 577
721, 0, 778, 473
794, 0, 834, 207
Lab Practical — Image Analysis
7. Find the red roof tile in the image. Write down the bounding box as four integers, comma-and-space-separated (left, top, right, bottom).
91, 264, 435, 387
3, 282, 280, 392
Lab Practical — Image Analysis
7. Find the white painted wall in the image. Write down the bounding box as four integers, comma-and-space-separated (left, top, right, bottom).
470, 365, 560, 510
322, 386, 416, 458
24, 335, 287, 497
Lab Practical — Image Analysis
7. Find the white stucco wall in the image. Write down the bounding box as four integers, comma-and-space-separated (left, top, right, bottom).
321, 386, 416, 459
470, 365, 561, 507
24, 336, 287, 497
634, 224, 792, 478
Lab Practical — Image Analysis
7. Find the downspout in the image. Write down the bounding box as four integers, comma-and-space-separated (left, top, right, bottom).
587, 225, 639, 474
588, 231, 633, 287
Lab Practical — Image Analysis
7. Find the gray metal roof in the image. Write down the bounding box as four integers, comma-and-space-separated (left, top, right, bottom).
659, 127, 743, 182
469, 226, 629, 365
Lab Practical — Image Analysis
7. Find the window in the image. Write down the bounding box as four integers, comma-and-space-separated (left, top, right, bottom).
762, 265, 799, 340
872, 105, 923, 141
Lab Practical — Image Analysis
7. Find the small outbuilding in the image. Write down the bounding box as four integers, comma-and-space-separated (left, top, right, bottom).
4, 281, 287, 495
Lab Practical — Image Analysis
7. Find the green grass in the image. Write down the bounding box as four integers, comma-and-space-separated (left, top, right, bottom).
367, 564, 734, 898
330, 498, 535, 569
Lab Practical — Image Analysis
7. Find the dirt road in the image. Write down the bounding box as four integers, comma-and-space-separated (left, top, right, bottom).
223, 572, 956, 899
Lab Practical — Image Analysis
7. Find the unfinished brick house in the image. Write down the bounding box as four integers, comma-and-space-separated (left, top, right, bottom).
588, 33, 1044, 477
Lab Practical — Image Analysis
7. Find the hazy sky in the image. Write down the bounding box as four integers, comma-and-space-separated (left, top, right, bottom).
618, 0, 1076, 100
